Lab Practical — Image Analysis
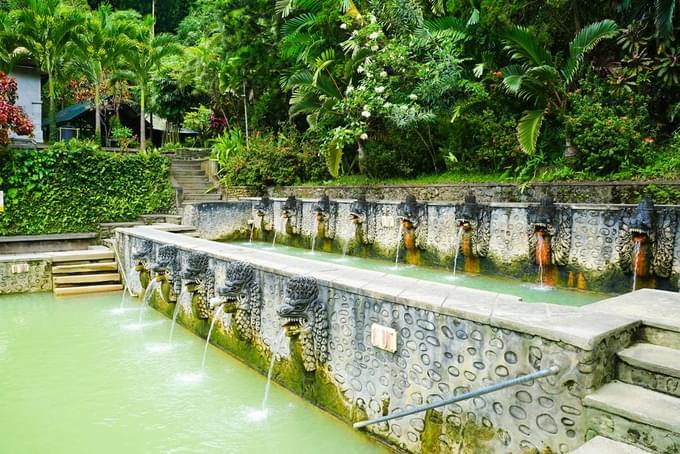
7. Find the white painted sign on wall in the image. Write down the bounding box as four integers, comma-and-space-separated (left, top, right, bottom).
0, 190, 4, 213
11, 263, 29, 274
371, 323, 397, 352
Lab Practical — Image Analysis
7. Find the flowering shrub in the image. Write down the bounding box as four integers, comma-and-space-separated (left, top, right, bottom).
0, 72, 33, 145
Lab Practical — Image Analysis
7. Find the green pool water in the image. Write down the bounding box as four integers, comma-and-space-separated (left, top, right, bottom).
0, 292, 386, 454
233, 241, 610, 306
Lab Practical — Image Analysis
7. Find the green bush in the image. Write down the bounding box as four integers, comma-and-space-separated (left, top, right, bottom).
217, 129, 328, 189
566, 86, 656, 176
0, 140, 174, 235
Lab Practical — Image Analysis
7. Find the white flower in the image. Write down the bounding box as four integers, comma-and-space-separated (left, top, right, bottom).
380, 71, 387, 78
361, 110, 371, 118
369, 32, 380, 40
383, 102, 392, 108
363, 104, 370, 110
340, 23, 348, 29
374, 86, 385, 94
357, 66, 364, 74
345, 85, 354, 94
409, 93, 418, 101
370, 45, 379, 51
360, 133, 368, 140
369, 14, 377, 24
400, 104, 408, 110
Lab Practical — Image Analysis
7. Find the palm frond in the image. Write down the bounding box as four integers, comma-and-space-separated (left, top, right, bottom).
655, 0, 676, 39
503, 26, 552, 66
281, 13, 318, 36
562, 19, 618, 85
517, 109, 546, 154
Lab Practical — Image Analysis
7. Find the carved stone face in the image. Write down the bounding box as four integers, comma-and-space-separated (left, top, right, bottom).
629, 198, 655, 236
529, 197, 556, 233
277, 276, 318, 337
151, 245, 177, 274
456, 193, 479, 228
215, 262, 254, 313
180, 253, 209, 285
254, 196, 270, 217
132, 240, 153, 265
397, 195, 420, 224
313, 195, 331, 221
281, 196, 297, 219
350, 196, 368, 225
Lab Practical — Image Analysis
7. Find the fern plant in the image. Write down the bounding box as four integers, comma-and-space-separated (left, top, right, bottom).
501, 20, 619, 155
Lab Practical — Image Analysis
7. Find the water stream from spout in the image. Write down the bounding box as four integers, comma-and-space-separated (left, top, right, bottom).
342, 239, 350, 257
261, 329, 286, 411
201, 305, 225, 370
249, 222, 256, 243
536, 235, 546, 289
394, 222, 404, 266
632, 240, 641, 292
451, 226, 464, 279
137, 281, 157, 323
168, 289, 188, 344
272, 228, 278, 248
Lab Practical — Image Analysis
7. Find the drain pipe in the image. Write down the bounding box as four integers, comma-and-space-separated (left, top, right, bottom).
353, 365, 560, 430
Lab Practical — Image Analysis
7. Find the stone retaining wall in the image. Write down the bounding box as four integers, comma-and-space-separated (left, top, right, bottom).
269, 181, 680, 204
116, 227, 637, 454
0, 258, 51, 294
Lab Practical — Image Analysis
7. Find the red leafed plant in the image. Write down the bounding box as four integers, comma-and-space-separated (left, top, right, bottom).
0, 72, 33, 145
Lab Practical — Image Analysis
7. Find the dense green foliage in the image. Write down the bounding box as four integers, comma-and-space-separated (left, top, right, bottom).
0, 141, 174, 235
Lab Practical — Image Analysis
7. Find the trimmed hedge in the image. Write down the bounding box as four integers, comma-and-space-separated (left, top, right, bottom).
0, 140, 174, 235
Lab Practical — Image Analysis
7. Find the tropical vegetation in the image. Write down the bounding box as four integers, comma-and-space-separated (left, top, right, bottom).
0, 0, 677, 184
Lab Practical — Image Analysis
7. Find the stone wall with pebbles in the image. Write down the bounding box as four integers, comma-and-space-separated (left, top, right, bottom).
0, 259, 51, 294
117, 227, 638, 454
220, 198, 680, 292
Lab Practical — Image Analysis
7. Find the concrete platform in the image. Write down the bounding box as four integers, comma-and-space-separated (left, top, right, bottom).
571, 436, 650, 453
586, 289, 680, 333
0, 232, 98, 254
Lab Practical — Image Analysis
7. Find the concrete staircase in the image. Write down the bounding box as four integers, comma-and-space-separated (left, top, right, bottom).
581, 322, 680, 453
171, 159, 222, 205
51, 247, 123, 296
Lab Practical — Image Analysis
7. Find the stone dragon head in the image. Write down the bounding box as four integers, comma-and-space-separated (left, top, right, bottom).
210, 261, 261, 341
180, 252, 213, 319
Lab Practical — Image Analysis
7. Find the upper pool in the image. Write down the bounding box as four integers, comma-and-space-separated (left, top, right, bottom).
0, 292, 385, 453
232, 241, 610, 306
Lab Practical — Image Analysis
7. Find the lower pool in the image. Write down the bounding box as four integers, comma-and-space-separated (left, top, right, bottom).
0, 292, 385, 453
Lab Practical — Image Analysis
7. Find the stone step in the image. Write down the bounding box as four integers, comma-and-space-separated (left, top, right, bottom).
171, 162, 203, 167
174, 176, 211, 182
50, 249, 114, 263
54, 283, 123, 297
640, 325, 680, 349
54, 273, 121, 286
571, 436, 651, 453
53, 261, 118, 274
146, 223, 196, 233
617, 343, 680, 397
584, 381, 680, 452
172, 170, 207, 176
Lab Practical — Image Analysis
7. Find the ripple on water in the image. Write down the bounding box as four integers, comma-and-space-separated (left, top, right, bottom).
175, 372, 205, 384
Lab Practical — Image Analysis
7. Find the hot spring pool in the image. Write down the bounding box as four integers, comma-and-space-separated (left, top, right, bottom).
0, 292, 386, 453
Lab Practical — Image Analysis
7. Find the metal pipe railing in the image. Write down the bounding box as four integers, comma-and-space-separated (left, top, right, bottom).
353, 365, 560, 430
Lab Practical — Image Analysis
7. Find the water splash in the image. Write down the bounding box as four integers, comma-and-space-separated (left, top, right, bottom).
536, 234, 546, 289
261, 329, 286, 412
632, 240, 642, 292
451, 225, 464, 279
271, 228, 278, 248
341, 239, 350, 257
201, 305, 225, 370
249, 222, 256, 243
394, 222, 404, 266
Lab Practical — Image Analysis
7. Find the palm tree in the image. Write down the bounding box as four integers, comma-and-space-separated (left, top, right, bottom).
118, 15, 180, 150
9, 0, 85, 142
501, 20, 619, 155
71, 5, 136, 145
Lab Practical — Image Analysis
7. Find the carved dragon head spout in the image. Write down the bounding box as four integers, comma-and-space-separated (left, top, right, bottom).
132, 239, 153, 291
313, 194, 331, 221
616, 197, 678, 283
209, 261, 262, 341
253, 196, 273, 231
630, 197, 655, 237
281, 196, 298, 220
277, 276, 328, 372
397, 195, 423, 229
180, 252, 213, 319
350, 194, 368, 226
150, 245, 178, 303
526, 197, 572, 268
456, 193, 480, 231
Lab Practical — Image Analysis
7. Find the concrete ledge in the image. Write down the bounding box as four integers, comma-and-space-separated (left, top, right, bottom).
570, 436, 651, 454
118, 226, 638, 350
0, 232, 98, 254
586, 290, 680, 333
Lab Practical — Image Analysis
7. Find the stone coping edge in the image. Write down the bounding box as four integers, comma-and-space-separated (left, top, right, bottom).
118, 226, 640, 351
0, 232, 98, 243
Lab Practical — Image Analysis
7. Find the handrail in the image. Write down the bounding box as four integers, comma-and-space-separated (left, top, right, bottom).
353, 365, 560, 430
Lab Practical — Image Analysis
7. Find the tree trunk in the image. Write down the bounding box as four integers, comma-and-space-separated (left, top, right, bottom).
139, 86, 145, 151
357, 139, 366, 174
564, 138, 577, 166
48, 75, 57, 143
94, 84, 101, 146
